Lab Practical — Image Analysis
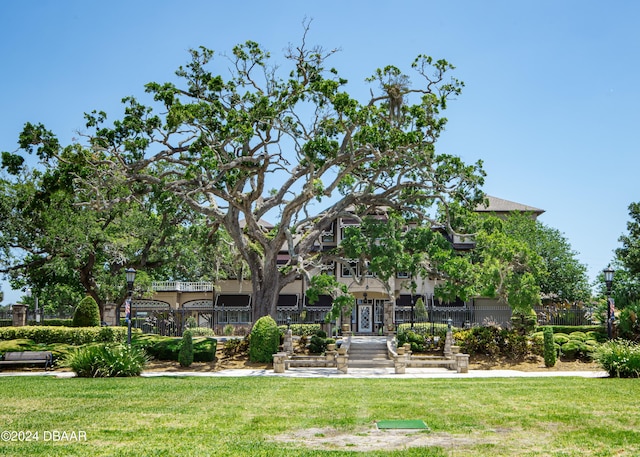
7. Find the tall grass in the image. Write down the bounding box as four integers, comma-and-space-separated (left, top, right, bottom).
63, 344, 148, 377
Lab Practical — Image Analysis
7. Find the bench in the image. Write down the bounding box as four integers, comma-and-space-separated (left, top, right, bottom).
0, 351, 53, 370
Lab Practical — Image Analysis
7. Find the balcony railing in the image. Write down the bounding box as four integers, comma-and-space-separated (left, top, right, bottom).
152, 281, 214, 292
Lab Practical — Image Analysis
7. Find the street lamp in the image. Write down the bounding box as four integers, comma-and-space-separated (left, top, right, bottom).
125, 268, 137, 345
603, 265, 614, 339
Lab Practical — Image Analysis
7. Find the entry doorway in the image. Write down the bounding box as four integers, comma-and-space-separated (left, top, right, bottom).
357, 303, 373, 333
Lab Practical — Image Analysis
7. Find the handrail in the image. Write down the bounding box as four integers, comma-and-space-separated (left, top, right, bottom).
152, 281, 214, 292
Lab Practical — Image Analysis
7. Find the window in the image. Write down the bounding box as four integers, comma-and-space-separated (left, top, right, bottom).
321, 222, 335, 243
341, 260, 359, 278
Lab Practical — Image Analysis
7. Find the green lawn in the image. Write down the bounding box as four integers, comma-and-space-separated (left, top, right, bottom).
0, 376, 638, 456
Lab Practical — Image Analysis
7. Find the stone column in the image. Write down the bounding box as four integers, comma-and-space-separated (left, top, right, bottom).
283, 329, 293, 354
273, 352, 287, 373
394, 354, 408, 374
383, 300, 395, 335
336, 354, 348, 374
455, 353, 470, 373
103, 302, 119, 326
444, 329, 454, 358
11, 304, 27, 327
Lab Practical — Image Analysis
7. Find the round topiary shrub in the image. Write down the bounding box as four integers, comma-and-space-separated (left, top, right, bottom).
72, 296, 101, 327
308, 335, 327, 354
249, 316, 280, 363
553, 333, 570, 345
178, 330, 194, 367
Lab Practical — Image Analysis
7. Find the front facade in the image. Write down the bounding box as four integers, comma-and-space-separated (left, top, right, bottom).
131, 196, 545, 335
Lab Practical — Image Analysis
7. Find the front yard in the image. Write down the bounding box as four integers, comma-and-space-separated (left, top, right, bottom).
0, 376, 637, 456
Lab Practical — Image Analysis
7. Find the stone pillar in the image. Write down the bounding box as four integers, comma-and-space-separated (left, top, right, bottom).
383, 300, 395, 335
283, 329, 293, 354
12, 304, 27, 327
394, 354, 408, 374
273, 352, 288, 373
455, 353, 470, 373
103, 302, 119, 327
444, 329, 454, 358
336, 354, 348, 374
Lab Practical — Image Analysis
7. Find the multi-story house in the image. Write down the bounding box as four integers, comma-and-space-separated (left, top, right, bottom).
129, 196, 544, 335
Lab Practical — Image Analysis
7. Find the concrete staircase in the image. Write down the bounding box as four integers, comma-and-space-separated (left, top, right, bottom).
347, 336, 394, 369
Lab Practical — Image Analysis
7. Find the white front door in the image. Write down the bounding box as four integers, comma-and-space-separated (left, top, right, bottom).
357, 304, 373, 333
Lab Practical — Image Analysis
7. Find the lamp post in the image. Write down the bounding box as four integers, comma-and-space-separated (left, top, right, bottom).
603, 265, 614, 339
410, 294, 415, 329
125, 268, 137, 345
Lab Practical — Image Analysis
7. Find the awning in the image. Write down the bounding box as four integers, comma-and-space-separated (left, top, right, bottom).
304, 294, 333, 308
215, 294, 251, 309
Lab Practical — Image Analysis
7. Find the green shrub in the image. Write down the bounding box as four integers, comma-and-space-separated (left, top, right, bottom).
178, 330, 194, 367
189, 327, 215, 337
29, 319, 73, 327
569, 331, 587, 341
223, 324, 235, 336
593, 339, 640, 378
0, 326, 129, 345
618, 301, 640, 341
510, 308, 538, 333
553, 333, 570, 345
249, 316, 280, 363
64, 344, 148, 377
277, 323, 321, 336
543, 327, 556, 367
561, 340, 585, 359
308, 335, 327, 354
72, 296, 101, 327
223, 337, 248, 357
132, 334, 216, 362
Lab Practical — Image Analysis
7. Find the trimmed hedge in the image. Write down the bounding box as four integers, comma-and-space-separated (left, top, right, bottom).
249, 316, 280, 363
72, 296, 101, 327
277, 323, 321, 336
178, 330, 194, 367
29, 319, 74, 327
543, 327, 556, 367
0, 326, 129, 345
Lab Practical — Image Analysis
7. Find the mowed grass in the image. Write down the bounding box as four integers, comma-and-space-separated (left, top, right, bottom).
0, 376, 638, 456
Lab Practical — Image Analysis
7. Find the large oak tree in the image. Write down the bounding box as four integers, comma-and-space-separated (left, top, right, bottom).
10, 29, 486, 322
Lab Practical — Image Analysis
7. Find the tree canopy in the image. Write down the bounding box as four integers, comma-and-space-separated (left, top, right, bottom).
0, 141, 240, 316
69, 29, 485, 321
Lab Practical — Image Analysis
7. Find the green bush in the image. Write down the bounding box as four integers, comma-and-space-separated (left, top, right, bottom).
249, 316, 280, 363
308, 335, 327, 354
28, 319, 74, 327
178, 330, 194, 367
510, 308, 538, 333
64, 344, 148, 377
543, 327, 556, 367
618, 301, 640, 341
72, 296, 101, 327
223, 337, 249, 357
132, 334, 216, 362
593, 339, 640, 378
553, 333, 570, 345
0, 326, 129, 345
188, 327, 215, 337
277, 323, 321, 336
569, 331, 587, 341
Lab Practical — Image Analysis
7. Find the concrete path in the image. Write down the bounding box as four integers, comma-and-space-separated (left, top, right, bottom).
0, 367, 608, 379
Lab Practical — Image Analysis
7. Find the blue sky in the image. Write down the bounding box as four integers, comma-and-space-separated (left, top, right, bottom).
1, 0, 639, 304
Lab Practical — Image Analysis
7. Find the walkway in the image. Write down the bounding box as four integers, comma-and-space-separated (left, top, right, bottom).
0, 367, 608, 379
